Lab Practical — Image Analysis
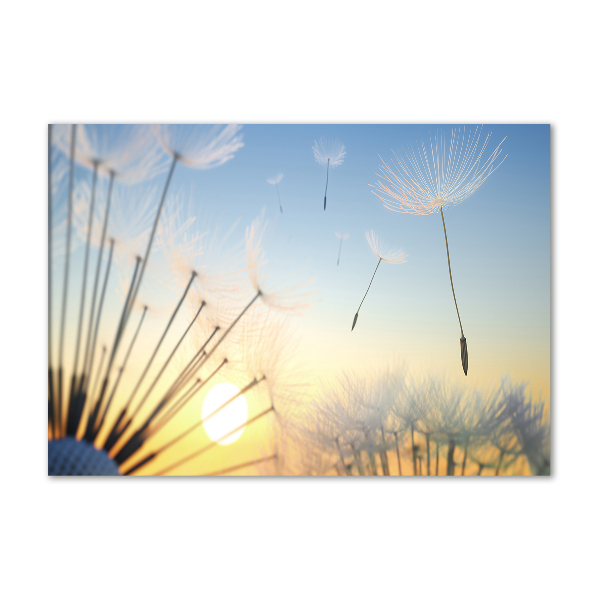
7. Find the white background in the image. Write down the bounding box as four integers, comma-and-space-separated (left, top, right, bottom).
1, 1, 598, 598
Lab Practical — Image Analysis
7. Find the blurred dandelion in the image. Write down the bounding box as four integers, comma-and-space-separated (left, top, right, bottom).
313, 138, 345, 210
267, 173, 284, 213
48, 124, 304, 476
334, 232, 349, 266
351, 230, 407, 331
288, 364, 549, 476
371, 126, 507, 375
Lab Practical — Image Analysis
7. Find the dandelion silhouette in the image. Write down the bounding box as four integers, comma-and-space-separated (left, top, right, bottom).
370, 126, 507, 375
313, 138, 346, 210
267, 174, 284, 213
334, 232, 349, 266
351, 231, 407, 331
48, 124, 304, 476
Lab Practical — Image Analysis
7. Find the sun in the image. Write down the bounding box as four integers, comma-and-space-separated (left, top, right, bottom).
201, 382, 249, 445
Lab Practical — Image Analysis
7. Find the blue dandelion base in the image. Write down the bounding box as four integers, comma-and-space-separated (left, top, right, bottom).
48, 437, 121, 476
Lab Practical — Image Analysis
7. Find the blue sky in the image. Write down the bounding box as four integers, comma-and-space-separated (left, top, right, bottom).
163, 124, 550, 395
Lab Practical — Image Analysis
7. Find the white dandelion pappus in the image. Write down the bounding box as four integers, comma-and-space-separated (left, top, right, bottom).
53, 124, 168, 184
370, 126, 507, 376
313, 137, 346, 210
351, 231, 407, 331
370, 126, 506, 215
153, 124, 244, 170
267, 173, 284, 213
334, 231, 350, 266
365, 230, 408, 264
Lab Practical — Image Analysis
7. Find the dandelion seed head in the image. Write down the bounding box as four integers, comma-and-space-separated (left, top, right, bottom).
313, 138, 346, 167
267, 174, 283, 185
53, 124, 168, 184
370, 126, 507, 215
153, 124, 244, 169
365, 230, 407, 264
335, 232, 350, 240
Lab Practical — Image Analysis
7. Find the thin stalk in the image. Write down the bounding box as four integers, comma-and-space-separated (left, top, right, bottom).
198, 376, 265, 427
123, 273, 197, 415
426, 433, 431, 476
461, 438, 470, 475
352, 258, 382, 331
436, 443, 439, 476
194, 291, 261, 370
86, 346, 107, 432
411, 423, 417, 476
80, 239, 115, 400
48, 125, 55, 431
337, 238, 343, 266
123, 154, 178, 329
115, 374, 265, 467
135, 405, 274, 476
440, 207, 468, 376
440, 207, 464, 337
100, 307, 148, 450
115, 297, 205, 442
275, 182, 282, 213
495, 450, 505, 476
57, 124, 77, 437
394, 432, 402, 476
202, 454, 277, 476
335, 438, 346, 475
350, 442, 364, 475
477, 463, 484, 476
324, 158, 330, 210
79, 171, 115, 396
86, 255, 140, 441
151, 326, 219, 407
147, 358, 228, 438
447, 439, 456, 476
67, 160, 99, 426
71, 160, 99, 384
381, 426, 390, 476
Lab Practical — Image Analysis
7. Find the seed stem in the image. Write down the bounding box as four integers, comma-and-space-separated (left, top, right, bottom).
324, 158, 329, 210
440, 207, 464, 337
352, 258, 382, 331
57, 124, 77, 437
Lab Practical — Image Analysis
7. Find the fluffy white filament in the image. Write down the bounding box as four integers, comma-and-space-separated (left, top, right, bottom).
313, 138, 346, 167
371, 126, 507, 215
365, 230, 407, 264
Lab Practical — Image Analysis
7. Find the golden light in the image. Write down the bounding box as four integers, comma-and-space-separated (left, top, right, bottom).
201, 382, 248, 445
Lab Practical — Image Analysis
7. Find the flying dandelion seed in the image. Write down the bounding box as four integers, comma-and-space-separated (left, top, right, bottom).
370, 126, 507, 375
313, 138, 345, 210
351, 231, 407, 331
334, 232, 349, 266
267, 174, 284, 213
48, 124, 303, 476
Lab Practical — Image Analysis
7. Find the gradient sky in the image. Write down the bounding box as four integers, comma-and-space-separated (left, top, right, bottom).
52, 124, 550, 473
165, 124, 550, 398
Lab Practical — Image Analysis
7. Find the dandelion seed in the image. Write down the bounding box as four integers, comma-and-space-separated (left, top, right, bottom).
351, 231, 407, 331
370, 126, 507, 375
267, 174, 284, 213
334, 232, 349, 266
313, 138, 345, 210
